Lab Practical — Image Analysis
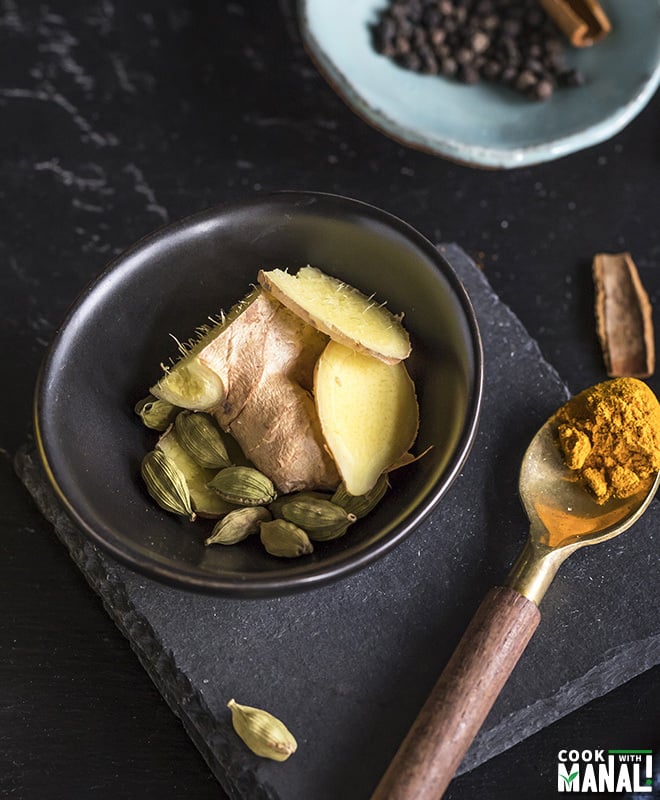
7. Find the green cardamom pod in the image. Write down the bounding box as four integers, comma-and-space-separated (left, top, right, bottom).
134, 395, 179, 431
141, 449, 196, 521
268, 491, 332, 519
208, 466, 277, 506
174, 410, 232, 469
227, 699, 297, 762
156, 427, 236, 518
260, 519, 313, 558
282, 497, 356, 541
205, 506, 272, 546
306, 520, 353, 542
331, 473, 389, 518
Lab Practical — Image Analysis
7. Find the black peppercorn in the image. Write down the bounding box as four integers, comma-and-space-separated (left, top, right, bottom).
471, 31, 491, 54
456, 47, 474, 65
558, 67, 585, 87
440, 56, 458, 76
482, 59, 501, 79
394, 35, 411, 55
371, 0, 586, 101
530, 78, 554, 100
430, 28, 447, 46
422, 52, 440, 74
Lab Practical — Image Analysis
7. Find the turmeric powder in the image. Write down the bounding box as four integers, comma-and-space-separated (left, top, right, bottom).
555, 377, 660, 504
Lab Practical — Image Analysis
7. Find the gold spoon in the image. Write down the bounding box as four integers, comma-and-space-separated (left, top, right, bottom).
371, 408, 660, 800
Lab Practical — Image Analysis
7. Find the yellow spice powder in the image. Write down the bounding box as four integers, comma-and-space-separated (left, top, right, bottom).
555, 377, 660, 504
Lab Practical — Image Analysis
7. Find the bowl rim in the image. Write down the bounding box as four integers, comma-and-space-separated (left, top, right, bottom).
34, 191, 484, 596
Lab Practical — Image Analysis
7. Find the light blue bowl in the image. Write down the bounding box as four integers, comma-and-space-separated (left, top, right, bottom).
299, 0, 660, 169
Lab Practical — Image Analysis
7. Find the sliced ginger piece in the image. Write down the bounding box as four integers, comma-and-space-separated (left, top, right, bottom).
151, 359, 224, 412
258, 266, 411, 365
150, 289, 263, 411
314, 340, 419, 496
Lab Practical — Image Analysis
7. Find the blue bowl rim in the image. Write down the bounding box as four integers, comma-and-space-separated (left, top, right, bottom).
298, 0, 660, 169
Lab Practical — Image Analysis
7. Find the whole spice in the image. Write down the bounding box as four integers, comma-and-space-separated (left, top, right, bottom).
593, 252, 655, 379
205, 506, 272, 546
157, 426, 237, 518
371, 0, 585, 101
174, 410, 232, 469
539, 0, 611, 47
208, 466, 278, 506
268, 491, 332, 520
281, 496, 357, 541
554, 378, 660, 504
141, 450, 196, 520
331, 474, 390, 519
227, 699, 297, 762
135, 395, 179, 431
260, 519, 314, 558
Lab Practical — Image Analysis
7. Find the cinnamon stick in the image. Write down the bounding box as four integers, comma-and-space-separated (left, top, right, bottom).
593, 252, 655, 378
539, 0, 611, 47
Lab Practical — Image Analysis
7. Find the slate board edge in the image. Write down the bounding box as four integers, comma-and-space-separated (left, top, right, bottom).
439, 243, 568, 394
14, 446, 274, 800
457, 632, 660, 774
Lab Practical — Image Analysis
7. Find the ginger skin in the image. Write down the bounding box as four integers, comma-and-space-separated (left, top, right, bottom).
196, 289, 340, 494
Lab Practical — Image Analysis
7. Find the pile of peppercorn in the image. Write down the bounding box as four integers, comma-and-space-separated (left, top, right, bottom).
371, 0, 584, 101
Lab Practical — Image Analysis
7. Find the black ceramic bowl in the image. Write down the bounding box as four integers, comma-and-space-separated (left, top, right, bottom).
35, 192, 482, 596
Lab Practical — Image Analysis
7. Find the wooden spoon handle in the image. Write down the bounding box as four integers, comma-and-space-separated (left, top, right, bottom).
370, 586, 541, 800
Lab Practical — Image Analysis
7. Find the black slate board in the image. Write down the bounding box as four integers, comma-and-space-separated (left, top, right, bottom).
16, 245, 660, 800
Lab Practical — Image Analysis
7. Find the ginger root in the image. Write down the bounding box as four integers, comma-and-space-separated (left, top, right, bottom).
258, 266, 411, 364
314, 340, 419, 496
195, 289, 339, 494
146, 266, 420, 507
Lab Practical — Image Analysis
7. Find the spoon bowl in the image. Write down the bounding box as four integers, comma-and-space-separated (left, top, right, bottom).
509, 413, 660, 604
520, 415, 660, 548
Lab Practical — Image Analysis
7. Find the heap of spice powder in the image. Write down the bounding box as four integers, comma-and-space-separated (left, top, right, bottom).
554, 378, 660, 504
371, 0, 585, 101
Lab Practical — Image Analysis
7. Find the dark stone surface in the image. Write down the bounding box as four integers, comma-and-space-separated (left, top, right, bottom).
2, 1, 659, 798
15, 246, 659, 800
